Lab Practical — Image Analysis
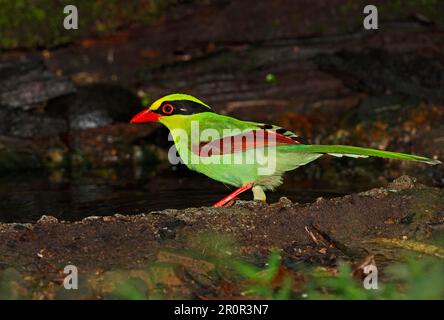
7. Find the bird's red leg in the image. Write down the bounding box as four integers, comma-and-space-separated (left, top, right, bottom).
212, 183, 254, 207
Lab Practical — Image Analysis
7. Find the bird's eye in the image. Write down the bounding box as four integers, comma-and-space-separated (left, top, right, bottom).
162, 103, 174, 115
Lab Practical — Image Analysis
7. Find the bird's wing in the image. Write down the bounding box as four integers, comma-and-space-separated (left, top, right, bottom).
192, 127, 302, 157
254, 123, 305, 144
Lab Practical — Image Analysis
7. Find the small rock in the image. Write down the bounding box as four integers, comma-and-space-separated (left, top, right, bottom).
12, 223, 33, 230
49, 84, 141, 130
81, 216, 101, 223
113, 213, 129, 221
387, 175, 417, 191
359, 187, 388, 198
37, 215, 59, 224
315, 197, 324, 203
278, 197, 293, 206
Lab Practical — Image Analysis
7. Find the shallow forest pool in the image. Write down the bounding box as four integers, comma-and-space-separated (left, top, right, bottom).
0, 167, 352, 223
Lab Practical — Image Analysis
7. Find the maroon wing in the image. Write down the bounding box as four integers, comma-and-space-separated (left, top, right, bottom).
192, 129, 303, 157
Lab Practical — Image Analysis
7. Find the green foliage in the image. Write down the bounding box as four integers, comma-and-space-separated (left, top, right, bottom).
385, 256, 444, 299
105, 277, 150, 300
304, 256, 444, 300
1, 233, 444, 300
234, 249, 293, 299
265, 73, 278, 84
141, 94, 152, 107
0, 268, 24, 300
304, 264, 384, 300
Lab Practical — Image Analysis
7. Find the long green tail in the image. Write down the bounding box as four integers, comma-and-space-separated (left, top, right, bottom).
286, 145, 441, 165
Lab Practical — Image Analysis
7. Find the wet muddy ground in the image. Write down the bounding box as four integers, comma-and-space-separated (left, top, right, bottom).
1, 175, 443, 299
1, 0, 444, 299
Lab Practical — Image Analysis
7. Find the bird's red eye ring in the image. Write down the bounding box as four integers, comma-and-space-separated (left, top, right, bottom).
162, 103, 174, 115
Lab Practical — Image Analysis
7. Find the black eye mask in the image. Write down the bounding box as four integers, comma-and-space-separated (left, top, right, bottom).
154, 100, 214, 116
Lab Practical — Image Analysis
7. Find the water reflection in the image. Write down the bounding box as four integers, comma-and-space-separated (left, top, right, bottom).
0, 167, 349, 223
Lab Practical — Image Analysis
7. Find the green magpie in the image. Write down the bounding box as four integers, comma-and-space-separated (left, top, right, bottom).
131, 93, 441, 207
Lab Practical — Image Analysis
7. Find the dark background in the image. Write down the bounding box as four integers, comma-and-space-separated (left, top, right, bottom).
0, 0, 443, 222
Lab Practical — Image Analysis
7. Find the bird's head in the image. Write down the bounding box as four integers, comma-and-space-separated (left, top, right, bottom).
130, 93, 213, 125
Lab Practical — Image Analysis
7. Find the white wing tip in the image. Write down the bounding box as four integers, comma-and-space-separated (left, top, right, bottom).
427, 158, 442, 165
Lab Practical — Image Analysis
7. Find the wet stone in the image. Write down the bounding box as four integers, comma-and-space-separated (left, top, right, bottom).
47, 84, 142, 130
0, 57, 75, 110
315, 49, 444, 104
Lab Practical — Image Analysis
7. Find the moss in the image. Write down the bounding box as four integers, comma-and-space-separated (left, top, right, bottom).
0, 0, 182, 50
338, 1, 354, 16
372, 238, 444, 258
383, 187, 444, 239
382, 0, 444, 26
398, 187, 444, 223
0, 268, 24, 300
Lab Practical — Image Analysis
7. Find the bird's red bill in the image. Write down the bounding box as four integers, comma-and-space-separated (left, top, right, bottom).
130, 110, 161, 123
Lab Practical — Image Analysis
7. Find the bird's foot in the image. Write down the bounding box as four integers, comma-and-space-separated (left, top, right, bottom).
212, 183, 253, 207
213, 197, 239, 207
223, 197, 240, 207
